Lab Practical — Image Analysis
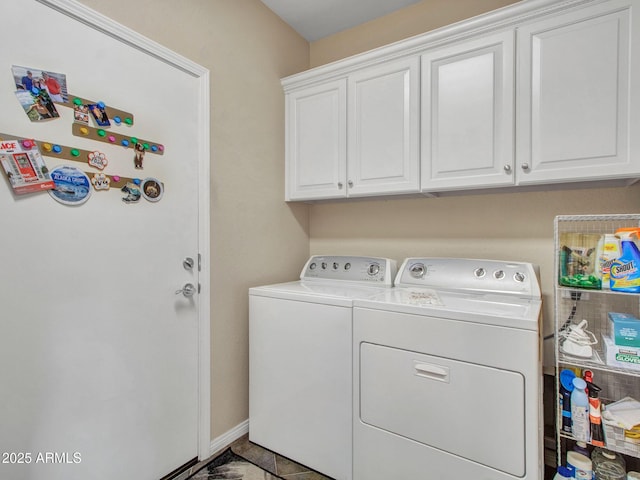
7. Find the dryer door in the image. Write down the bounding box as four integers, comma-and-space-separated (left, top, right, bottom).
359, 342, 525, 476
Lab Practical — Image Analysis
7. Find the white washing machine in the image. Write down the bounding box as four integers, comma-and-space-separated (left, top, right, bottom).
352, 257, 543, 480
249, 255, 396, 480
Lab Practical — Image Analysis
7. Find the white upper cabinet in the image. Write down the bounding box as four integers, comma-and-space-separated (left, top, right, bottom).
516, 0, 639, 184
283, 0, 640, 201
285, 79, 347, 201
421, 30, 515, 192
347, 57, 420, 197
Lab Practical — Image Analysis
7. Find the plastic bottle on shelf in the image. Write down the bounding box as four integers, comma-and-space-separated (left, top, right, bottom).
553, 465, 573, 479
573, 441, 590, 457
571, 377, 590, 443
560, 369, 576, 434
592, 447, 626, 480
596, 234, 621, 289
567, 450, 593, 480
610, 228, 640, 293
586, 381, 605, 447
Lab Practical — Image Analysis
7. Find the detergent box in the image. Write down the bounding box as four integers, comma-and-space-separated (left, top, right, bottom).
608, 312, 640, 348
603, 335, 640, 371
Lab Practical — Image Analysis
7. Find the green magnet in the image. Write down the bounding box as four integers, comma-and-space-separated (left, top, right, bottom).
73, 98, 83, 106
70, 149, 80, 157
143, 143, 149, 150
130, 137, 138, 144
97, 129, 106, 137
124, 117, 133, 125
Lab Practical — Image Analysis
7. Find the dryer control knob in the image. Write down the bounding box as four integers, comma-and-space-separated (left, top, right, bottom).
474, 268, 486, 278
409, 263, 426, 278
494, 270, 505, 279
367, 263, 380, 276
514, 272, 526, 283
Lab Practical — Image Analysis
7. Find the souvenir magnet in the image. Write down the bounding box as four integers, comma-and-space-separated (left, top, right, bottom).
48, 165, 92, 205
91, 173, 110, 190
88, 103, 110, 127
121, 182, 141, 204
73, 104, 89, 124
87, 151, 108, 170
133, 142, 145, 169
141, 178, 163, 202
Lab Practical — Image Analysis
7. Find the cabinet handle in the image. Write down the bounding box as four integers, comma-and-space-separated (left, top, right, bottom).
504, 165, 512, 173
521, 163, 530, 171
337, 182, 343, 189
348, 180, 353, 188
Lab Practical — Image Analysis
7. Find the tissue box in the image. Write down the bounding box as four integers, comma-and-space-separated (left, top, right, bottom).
609, 312, 640, 347
603, 335, 640, 371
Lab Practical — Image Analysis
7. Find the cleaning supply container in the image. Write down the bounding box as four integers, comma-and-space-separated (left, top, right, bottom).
610, 228, 640, 293
567, 450, 593, 480
553, 465, 572, 479
597, 234, 621, 289
592, 447, 626, 480
560, 369, 576, 434
571, 377, 590, 442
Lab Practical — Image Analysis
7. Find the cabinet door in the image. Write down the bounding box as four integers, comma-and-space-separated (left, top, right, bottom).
421, 30, 515, 192
286, 80, 347, 201
517, 2, 637, 184
347, 57, 420, 197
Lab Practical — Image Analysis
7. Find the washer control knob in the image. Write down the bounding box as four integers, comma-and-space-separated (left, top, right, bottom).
494, 270, 505, 280
514, 272, 526, 283
321, 262, 327, 270
367, 263, 380, 276
344, 263, 351, 270
474, 268, 486, 278
409, 263, 426, 279
309, 262, 317, 270
333, 262, 339, 270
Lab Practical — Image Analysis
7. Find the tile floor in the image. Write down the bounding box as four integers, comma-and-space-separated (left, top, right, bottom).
184, 434, 333, 480
225, 434, 333, 480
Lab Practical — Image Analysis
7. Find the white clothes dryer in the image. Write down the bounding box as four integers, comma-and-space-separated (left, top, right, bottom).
249, 255, 396, 480
352, 258, 543, 480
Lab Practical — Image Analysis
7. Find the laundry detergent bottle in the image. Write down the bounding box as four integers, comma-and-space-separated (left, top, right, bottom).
610, 228, 640, 293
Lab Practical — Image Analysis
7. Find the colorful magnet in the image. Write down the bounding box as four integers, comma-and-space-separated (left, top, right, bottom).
112, 175, 120, 182
108, 135, 116, 143
124, 117, 133, 125
70, 149, 80, 157
113, 116, 122, 125
48, 165, 92, 205
133, 142, 145, 169
121, 139, 129, 147
91, 173, 111, 191
141, 177, 164, 202
79, 126, 89, 135
121, 182, 141, 204
87, 151, 108, 170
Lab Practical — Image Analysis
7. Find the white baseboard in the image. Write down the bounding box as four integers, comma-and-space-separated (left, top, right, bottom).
209, 419, 250, 457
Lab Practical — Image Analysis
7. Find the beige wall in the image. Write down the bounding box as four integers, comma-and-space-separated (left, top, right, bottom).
310, 0, 519, 67
308, 1, 640, 365
76, 0, 310, 439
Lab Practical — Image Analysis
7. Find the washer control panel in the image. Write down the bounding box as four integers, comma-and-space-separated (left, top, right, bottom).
397, 257, 540, 297
301, 256, 396, 285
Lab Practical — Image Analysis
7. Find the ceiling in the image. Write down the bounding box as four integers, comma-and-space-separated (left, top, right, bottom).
261, 0, 422, 41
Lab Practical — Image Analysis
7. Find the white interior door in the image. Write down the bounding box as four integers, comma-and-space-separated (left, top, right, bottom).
0, 1, 209, 479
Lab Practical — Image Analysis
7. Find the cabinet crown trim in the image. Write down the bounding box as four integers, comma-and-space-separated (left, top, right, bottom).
282, 0, 607, 91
